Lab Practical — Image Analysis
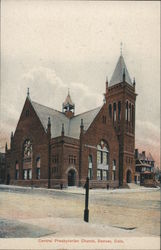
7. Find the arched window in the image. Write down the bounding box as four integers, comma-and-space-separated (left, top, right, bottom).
128, 103, 131, 122
23, 139, 32, 180
109, 104, 112, 118
15, 161, 19, 180
97, 140, 109, 181
88, 155, 93, 180
36, 157, 41, 179
118, 101, 121, 121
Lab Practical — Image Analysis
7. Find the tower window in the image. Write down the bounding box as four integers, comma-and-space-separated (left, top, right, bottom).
128, 103, 131, 122
118, 101, 121, 121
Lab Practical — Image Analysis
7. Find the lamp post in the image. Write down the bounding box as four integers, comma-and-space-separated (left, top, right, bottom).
84, 177, 89, 222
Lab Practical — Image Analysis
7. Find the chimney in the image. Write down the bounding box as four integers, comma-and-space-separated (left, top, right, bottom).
135, 149, 138, 159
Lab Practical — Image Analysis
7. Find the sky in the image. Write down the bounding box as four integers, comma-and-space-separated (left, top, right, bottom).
0, 1, 160, 166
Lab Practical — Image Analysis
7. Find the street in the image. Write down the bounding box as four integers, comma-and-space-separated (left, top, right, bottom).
0, 185, 160, 238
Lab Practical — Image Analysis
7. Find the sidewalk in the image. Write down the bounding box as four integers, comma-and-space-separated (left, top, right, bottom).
0, 184, 160, 195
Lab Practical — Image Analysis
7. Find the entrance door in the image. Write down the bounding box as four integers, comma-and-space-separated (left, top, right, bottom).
126, 170, 132, 183
68, 169, 76, 186
6, 174, 10, 185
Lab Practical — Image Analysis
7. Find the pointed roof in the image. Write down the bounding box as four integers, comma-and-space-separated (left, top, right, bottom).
63, 91, 74, 107
109, 55, 132, 87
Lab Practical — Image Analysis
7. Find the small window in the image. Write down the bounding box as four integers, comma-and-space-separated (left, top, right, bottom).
69, 155, 76, 165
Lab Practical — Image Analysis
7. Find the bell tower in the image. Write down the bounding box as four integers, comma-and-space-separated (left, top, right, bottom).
62, 89, 75, 118
105, 52, 137, 186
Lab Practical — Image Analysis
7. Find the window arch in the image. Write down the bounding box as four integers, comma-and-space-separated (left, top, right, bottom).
23, 139, 32, 180
97, 140, 109, 181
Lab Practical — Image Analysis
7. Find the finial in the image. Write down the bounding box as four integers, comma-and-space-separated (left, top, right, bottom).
120, 42, 123, 56
11, 131, 14, 138
27, 88, 30, 97
61, 123, 64, 136
48, 117, 51, 126
68, 88, 70, 95
106, 76, 108, 83
81, 119, 84, 128
133, 77, 136, 86
123, 67, 125, 82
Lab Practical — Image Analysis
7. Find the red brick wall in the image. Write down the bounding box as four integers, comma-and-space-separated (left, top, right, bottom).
6, 97, 50, 186
80, 103, 120, 188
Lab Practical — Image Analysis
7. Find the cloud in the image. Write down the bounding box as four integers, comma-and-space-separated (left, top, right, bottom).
0, 66, 103, 151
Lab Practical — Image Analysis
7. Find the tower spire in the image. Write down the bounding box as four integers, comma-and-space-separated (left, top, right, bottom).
62, 90, 75, 118
27, 88, 30, 97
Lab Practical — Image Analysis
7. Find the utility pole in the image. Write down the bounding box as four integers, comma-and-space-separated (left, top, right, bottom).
84, 177, 89, 222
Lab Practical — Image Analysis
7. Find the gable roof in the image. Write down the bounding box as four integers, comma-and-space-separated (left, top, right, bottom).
109, 55, 132, 87
31, 100, 101, 139
137, 151, 155, 162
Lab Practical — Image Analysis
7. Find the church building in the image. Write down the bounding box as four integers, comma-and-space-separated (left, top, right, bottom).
5, 54, 137, 188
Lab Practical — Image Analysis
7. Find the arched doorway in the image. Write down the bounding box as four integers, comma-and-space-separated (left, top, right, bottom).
126, 170, 132, 183
68, 169, 76, 186
6, 174, 10, 185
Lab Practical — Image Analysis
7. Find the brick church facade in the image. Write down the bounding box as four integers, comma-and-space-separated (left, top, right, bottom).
5, 54, 137, 188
